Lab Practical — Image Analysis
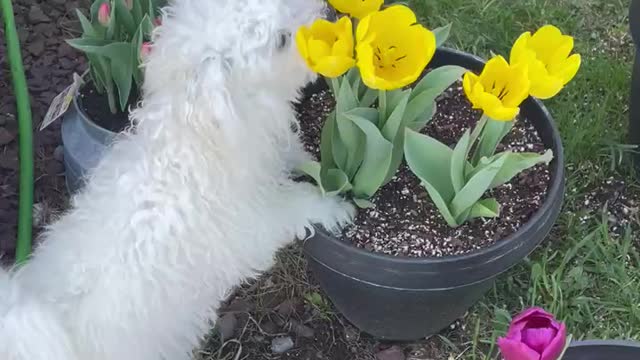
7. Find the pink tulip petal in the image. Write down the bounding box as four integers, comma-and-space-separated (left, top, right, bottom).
498, 337, 541, 360
522, 327, 557, 354
512, 307, 555, 324
540, 322, 567, 360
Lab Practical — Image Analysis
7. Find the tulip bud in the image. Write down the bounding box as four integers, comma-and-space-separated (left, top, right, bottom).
98, 2, 111, 26
498, 308, 567, 360
140, 42, 152, 61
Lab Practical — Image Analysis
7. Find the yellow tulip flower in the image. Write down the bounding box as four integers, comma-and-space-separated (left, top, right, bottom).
510, 25, 581, 99
328, 0, 384, 19
296, 17, 356, 78
356, 5, 436, 90
462, 55, 531, 121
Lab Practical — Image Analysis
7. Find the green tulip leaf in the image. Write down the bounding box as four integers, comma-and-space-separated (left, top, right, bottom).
381, 92, 410, 141
76, 9, 98, 37
345, 107, 379, 126
471, 150, 554, 189
433, 23, 452, 48
336, 79, 364, 177
404, 129, 455, 201
472, 118, 514, 164
450, 154, 507, 218
422, 180, 458, 227
348, 115, 393, 199
320, 110, 338, 173
325, 169, 352, 196
114, 0, 136, 36
450, 129, 472, 192
353, 198, 375, 209
468, 198, 500, 219
360, 87, 378, 108
132, 0, 143, 24
297, 161, 326, 194
411, 65, 467, 101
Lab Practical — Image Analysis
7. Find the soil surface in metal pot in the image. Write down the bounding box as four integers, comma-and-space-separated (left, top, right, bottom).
78, 83, 138, 133
296, 82, 552, 257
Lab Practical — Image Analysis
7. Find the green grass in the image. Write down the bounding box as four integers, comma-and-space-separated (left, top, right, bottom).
404, 0, 640, 357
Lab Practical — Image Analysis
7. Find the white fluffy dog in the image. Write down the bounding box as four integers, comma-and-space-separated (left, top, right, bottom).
0, 0, 354, 359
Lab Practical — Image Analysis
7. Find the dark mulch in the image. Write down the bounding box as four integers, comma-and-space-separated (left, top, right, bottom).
297, 83, 552, 258
0, 0, 89, 259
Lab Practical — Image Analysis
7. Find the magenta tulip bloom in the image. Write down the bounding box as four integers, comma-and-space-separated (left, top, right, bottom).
498, 307, 567, 360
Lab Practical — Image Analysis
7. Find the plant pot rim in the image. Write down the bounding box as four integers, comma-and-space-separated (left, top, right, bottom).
570, 340, 640, 349
73, 82, 119, 137
309, 47, 565, 265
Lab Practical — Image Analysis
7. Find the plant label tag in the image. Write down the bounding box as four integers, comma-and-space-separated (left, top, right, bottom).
40, 72, 85, 131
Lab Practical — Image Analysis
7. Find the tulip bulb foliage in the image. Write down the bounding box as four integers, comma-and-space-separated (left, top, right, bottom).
68, 0, 165, 114
296, 3, 460, 207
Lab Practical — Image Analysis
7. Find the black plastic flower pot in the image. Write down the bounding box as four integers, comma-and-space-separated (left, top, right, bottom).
564, 340, 640, 359
302, 47, 565, 340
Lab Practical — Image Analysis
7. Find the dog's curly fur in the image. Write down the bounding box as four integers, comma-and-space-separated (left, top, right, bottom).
0, 0, 354, 359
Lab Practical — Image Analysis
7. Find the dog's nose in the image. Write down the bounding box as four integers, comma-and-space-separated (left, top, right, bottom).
324, 5, 337, 21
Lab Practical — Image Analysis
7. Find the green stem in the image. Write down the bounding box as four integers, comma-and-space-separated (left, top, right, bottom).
471, 114, 513, 166
378, 89, 387, 126
1, 0, 34, 264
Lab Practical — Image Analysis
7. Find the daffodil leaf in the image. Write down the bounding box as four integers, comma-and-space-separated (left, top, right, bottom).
347, 115, 393, 199
411, 65, 467, 101
353, 198, 375, 209
450, 129, 472, 193
404, 129, 455, 201
472, 118, 514, 165
433, 23, 452, 48
450, 154, 507, 218
468, 198, 500, 220
470, 150, 554, 189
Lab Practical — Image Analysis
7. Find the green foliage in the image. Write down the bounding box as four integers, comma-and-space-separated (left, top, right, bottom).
404, 127, 553, 227
68, 0, 165, 114
299, 65, 465, 207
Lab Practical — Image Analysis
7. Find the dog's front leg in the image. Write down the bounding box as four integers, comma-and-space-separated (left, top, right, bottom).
278, 181, 356, 240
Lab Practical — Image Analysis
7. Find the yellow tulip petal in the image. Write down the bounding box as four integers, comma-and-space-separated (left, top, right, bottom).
501, 63, 530, 107
549, 53, 581, 85
510, 32, 532, 64
356, 13, 372, 43
529, 76, 564, 100
462, 72, 478, 102
529, 25, 564, 62
295, 28, 311, 62
378, 4, 417, 27
308, 39, 332, 60
477, 92, 519, 121
327, 0, 351, 15
314, 56, 356, 78
548, 35, 574, 65
332, 38, 352, 57
350, 0, 384, 18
